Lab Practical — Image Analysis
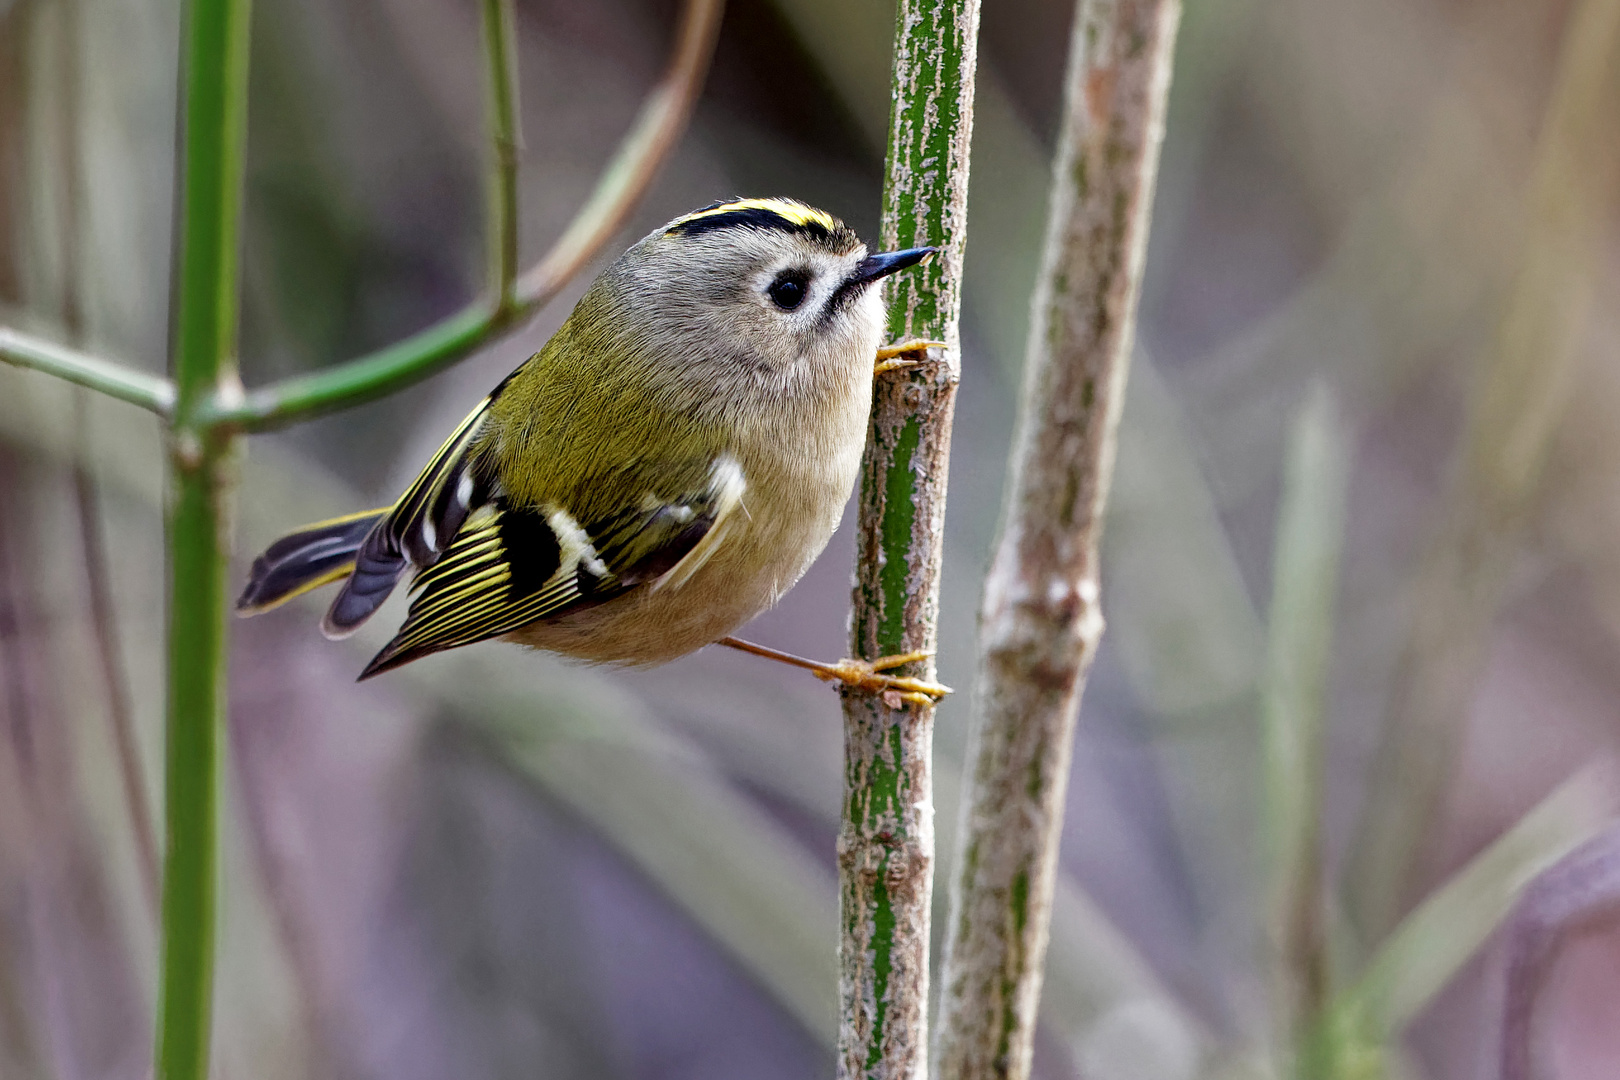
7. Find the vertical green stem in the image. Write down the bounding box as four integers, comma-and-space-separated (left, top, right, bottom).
160, 449, 233, 1080
159, 0, 251, 1075
1261, 386, 1348, 1077
839, 3, 979, 1078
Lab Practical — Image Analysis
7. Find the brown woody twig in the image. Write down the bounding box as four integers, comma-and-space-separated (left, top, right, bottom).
933, 1, 1181, 1076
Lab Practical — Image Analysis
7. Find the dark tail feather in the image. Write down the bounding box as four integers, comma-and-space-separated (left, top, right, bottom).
236, 510, 388, 616
321, 540, 410, 640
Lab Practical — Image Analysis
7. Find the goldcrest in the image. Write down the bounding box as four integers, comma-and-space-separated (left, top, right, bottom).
238, 198, 942, 694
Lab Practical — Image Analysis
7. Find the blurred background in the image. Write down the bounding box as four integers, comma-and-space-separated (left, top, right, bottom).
1, 0, 1618, 1077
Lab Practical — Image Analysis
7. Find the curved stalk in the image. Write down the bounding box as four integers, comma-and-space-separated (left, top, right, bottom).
839, 3, 979, 1077
0, 3, 728, 1074
510, 0, 723, 304
206, 0, 725, 432
213, 300, 495, 431
1496, 821, 1620, 1080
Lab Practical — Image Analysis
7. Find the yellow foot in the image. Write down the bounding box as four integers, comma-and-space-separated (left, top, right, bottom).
717, 638, 952, 708
812, 650, 953, 708
874, 339, 947, 376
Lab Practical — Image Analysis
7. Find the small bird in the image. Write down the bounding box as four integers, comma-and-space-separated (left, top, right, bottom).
238, 198, 949, 703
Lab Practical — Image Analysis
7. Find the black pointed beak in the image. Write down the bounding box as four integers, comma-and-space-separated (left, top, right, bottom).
846, 246, 936, 288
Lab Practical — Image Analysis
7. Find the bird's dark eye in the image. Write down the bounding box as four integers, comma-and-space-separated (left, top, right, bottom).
768, 271, 808, 311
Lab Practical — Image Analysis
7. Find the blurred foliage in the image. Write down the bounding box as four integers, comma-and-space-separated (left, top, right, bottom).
1, 0, 1619, 1078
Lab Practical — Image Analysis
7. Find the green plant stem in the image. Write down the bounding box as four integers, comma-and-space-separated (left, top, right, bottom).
213, 300, 497, 430
0, 4, 726, 1072
157, 0, 251, 1076
481, 0, 521, 312
200, 0, 725, 433
0, 1, 722, 1073
0, 0, 725, 434
839, 3, 978, 1077
1261, 385, 1347, 1076
0, 326, 174, 414
159, 445, 234, 1080
931, 2, 1179, 1076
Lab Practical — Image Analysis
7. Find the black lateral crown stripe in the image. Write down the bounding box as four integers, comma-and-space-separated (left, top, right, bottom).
668, 206, 833, 243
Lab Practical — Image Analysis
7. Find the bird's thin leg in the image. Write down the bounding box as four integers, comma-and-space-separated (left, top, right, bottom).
717, 636, 951, 707
874, 339, 946, 376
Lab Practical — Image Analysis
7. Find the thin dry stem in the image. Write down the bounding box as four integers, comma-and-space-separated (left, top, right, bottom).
512, 0, 723, 306
71, 424, 160, 918
933, 1, 1180, 1076
51, 0, 161, 919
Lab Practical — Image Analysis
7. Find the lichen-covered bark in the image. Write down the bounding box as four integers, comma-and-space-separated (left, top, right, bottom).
840, 2, 979, 1078
932, 2, 1180, 1078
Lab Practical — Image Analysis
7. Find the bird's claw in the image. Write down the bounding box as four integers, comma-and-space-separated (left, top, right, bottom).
813, 650, 952, 706
874, 339, 947, 376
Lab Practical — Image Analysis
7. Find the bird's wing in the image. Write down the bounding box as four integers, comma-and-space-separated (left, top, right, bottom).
358, 454, 747, 678
323, 395, 497, 636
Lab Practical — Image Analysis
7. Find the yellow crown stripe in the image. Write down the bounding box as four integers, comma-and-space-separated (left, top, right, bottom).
669, 198, 837, 233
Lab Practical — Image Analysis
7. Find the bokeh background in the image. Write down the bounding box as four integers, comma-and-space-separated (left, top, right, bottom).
1, 0, 1618, 1077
